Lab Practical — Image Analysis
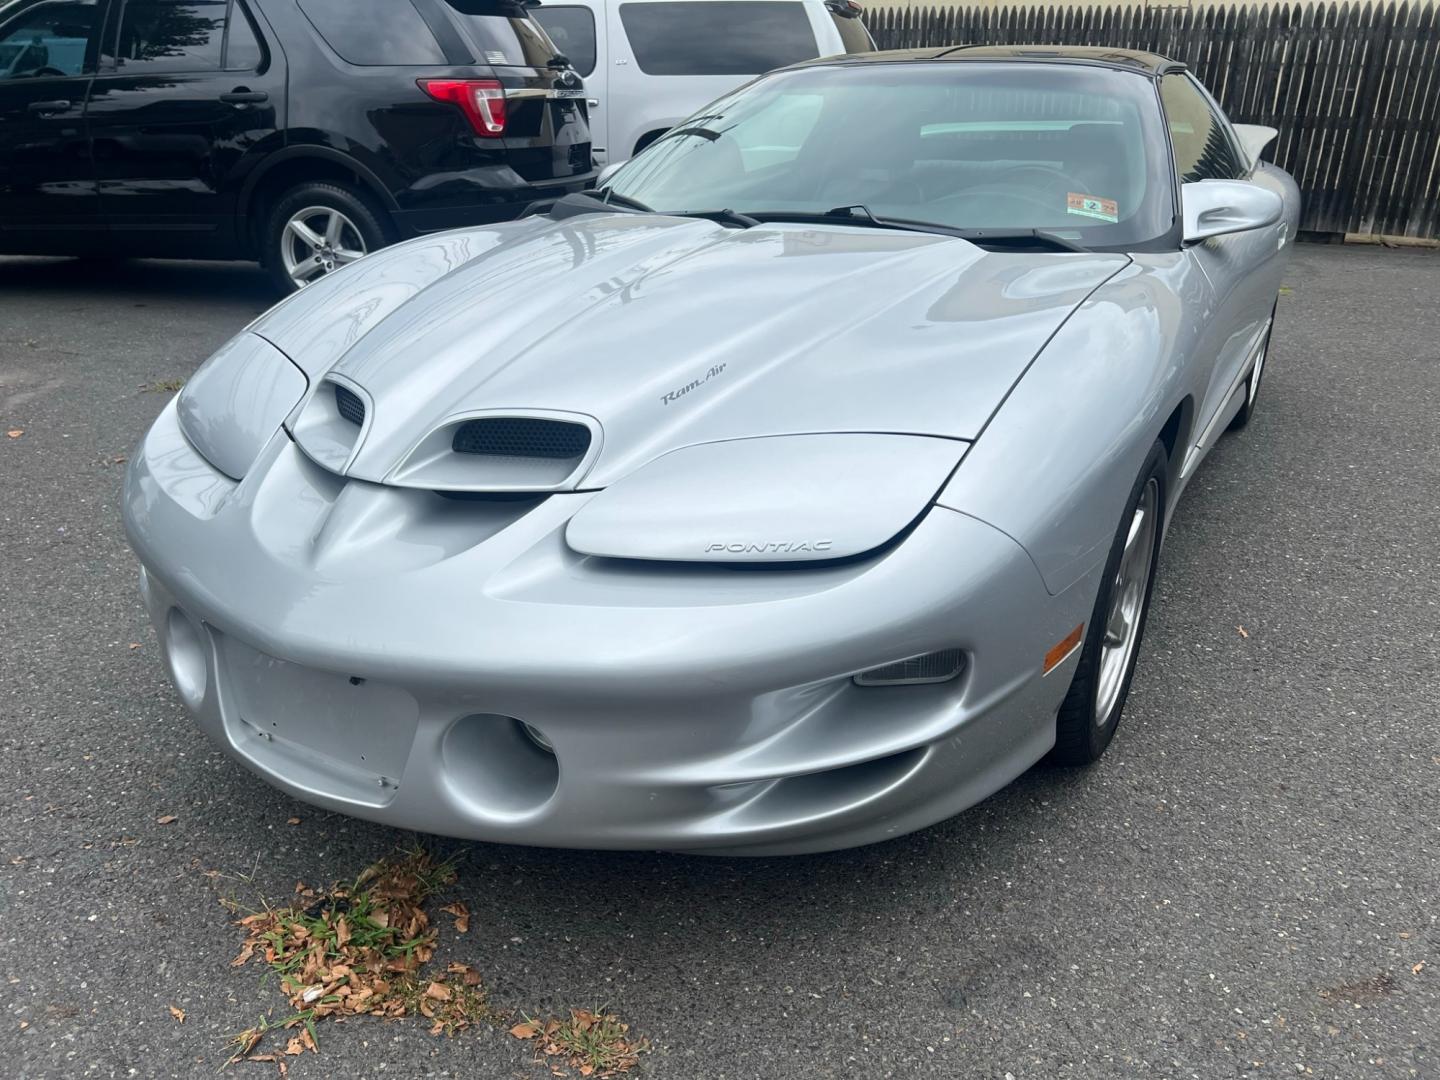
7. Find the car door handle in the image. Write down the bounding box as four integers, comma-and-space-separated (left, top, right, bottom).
220, 90, 268, 106
27, 99, 72, 115
586, 98, 599, 107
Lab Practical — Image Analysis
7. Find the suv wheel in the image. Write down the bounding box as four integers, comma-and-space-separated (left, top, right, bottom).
263, 182, 389, 294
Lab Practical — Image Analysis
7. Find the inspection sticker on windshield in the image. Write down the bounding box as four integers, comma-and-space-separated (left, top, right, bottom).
1067, 192, 1119, 223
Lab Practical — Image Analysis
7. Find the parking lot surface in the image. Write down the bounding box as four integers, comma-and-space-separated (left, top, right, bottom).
2, 245, 1438, 1079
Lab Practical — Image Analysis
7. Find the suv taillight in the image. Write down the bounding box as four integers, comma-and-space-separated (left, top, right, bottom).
419, 79, 507, 137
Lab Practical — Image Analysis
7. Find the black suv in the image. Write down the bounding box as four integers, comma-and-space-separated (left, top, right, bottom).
0, 0, 594, 291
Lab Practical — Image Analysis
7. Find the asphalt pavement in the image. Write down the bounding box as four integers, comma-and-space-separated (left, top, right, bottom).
1, 245, 1438, 1079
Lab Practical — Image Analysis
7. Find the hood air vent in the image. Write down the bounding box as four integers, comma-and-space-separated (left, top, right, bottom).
451, 417, 591, 461
290, 377, 370, 475
385, 410, 603, 493
335, 384, 366, 426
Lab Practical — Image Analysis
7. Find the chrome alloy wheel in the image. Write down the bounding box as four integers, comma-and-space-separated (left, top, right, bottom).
280, 206, 367, 288
1094, 477, 1159, 726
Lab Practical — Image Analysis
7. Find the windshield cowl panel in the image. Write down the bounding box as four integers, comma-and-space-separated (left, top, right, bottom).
604, 61, 1176, 252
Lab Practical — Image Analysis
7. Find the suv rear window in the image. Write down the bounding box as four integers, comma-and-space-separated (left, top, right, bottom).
619, 1, 819, 76
440, 0, 558, 67
531, 5, 595, 76
298, 0, 446, 65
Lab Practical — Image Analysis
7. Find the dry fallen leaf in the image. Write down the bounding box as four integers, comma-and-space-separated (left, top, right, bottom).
1414, 962, 1426, 975
440, 901, 470, 934
156, 815, 177, 825
286, 816, 301, 826
127, 642, 142, 650
1237, 625, 1249, 639
424, 981, 452, 1002
284, 1036, 306, 1056
168, 1005, 185, 1024
6, 430, 22, 439
510, 1021, 541, 1039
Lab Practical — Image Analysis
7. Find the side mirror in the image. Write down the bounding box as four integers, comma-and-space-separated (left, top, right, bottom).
1232, 123, 1279, 169
596, 159, 628, 188
1182, 180, 1283, 244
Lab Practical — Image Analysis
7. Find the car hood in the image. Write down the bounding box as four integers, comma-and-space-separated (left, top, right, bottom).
251, 214, 1129, 486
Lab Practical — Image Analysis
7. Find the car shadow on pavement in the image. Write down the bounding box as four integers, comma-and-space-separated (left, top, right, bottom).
0, 255, 276, 305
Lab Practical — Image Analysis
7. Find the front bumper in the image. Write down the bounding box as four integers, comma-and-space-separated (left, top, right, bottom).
123, 402, 1092, 854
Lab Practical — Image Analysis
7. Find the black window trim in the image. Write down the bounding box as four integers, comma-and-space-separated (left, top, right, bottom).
408, 0, 471, 66
219, 0, 264, 71
1185, 71, 1250, 179
106, 0, 231, 75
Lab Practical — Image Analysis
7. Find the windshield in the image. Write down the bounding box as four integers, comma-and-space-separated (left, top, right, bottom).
603, 61, 1177, 248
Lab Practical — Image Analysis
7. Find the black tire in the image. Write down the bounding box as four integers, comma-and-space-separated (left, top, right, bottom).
1051, 439, 1168, 765
261, 181, 390, 296
1227, 301, 1277, 432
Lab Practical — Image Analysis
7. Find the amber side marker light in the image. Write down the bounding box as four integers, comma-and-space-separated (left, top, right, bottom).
1043, 623, 1085, 675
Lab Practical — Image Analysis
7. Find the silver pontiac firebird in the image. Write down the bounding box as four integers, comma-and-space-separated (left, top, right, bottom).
124, 46, 1297, 855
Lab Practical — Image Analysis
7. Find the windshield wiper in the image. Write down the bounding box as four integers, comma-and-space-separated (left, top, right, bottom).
947, 228, 1090, 253
597, 189, 654, 212
669, 208, 760, 228
740, 205, 1090, 251
551, 193, 756, 229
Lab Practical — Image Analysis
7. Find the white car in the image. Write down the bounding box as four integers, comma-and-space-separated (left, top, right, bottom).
533, 0, 873, 162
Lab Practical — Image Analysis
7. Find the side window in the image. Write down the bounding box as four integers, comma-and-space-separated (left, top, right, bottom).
1159, 73, 1245, 182
531, 5, 595, 77
297, 0, 446, 66
115, 0, 226, 73
223, 0, 262, 71
619, 2, 819, 77
0, 0, 98, 79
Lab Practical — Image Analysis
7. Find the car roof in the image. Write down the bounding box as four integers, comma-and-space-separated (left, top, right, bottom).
793, 44, 1186, 76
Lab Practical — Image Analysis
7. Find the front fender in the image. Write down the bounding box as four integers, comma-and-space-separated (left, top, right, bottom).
937, 256, 1205, 595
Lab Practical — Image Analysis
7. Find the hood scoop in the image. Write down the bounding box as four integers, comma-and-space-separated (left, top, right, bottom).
292, 381, 604, 493
289, 377, 372, 475
386, 409, 603, 493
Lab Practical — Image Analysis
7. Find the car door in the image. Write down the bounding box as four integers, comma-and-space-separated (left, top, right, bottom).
1162, 73, 1282, 455
85, 0, 282, 256
0, 0, 103, 252
531, 0, 606, 160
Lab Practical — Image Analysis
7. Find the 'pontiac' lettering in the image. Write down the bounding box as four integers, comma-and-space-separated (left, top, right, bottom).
704, 540, 835, 555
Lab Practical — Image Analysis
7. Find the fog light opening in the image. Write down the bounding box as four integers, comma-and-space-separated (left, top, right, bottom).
441, 713, 559, 817
163, 607, 208, 708
853, 648, 966, 687
519, 720, 554, 755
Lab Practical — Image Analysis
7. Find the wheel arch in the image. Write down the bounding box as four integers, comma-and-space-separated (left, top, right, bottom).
240, 148, 400, 258
935, 261, 1198, 597
1156, 394, 1194, 499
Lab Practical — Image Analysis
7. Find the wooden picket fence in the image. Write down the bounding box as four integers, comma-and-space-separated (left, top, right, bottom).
865, 2, 1440, 239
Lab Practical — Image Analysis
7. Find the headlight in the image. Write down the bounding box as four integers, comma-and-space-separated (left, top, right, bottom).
564, 433, 967, 564
176, 333, 308, 480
